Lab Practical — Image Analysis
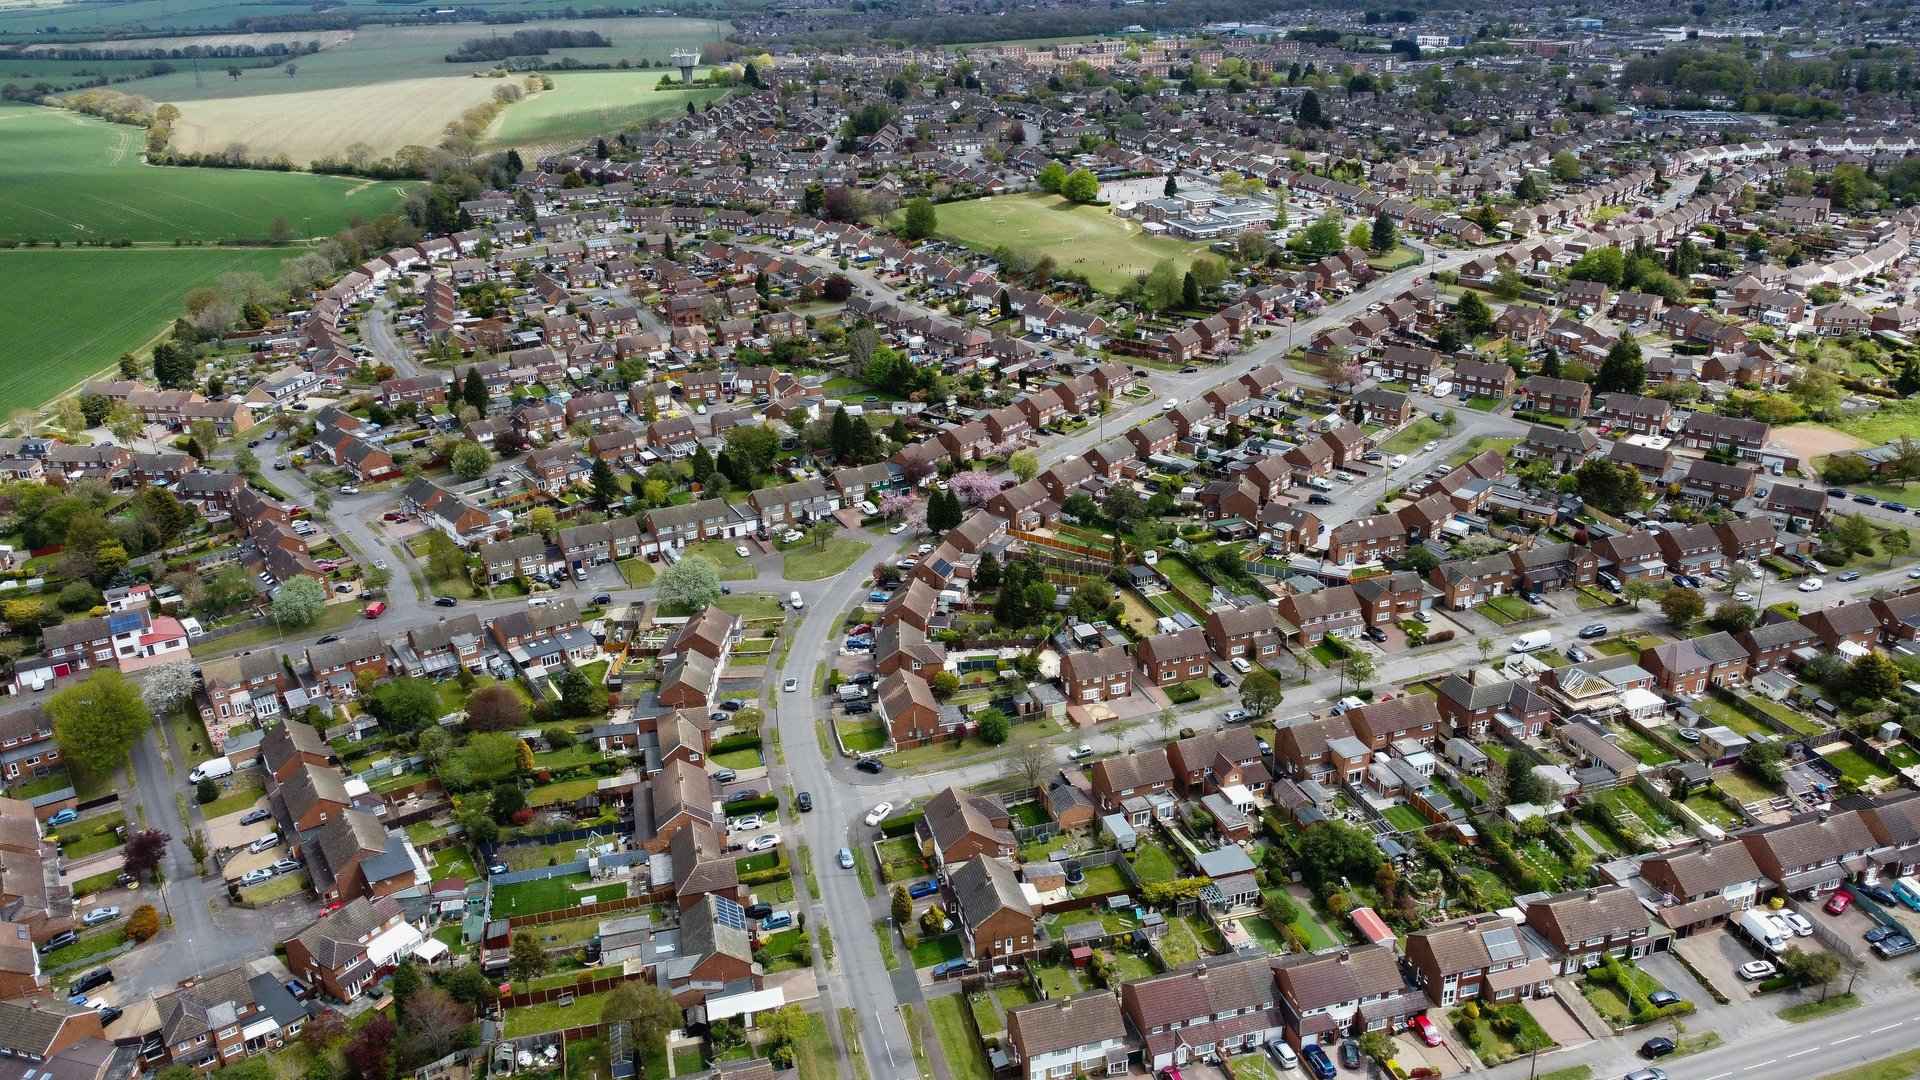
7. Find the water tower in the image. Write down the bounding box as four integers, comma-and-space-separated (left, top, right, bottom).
671, 48, 700, 84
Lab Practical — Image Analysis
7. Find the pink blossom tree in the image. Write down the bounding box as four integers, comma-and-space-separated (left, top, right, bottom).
879, 493, 917, 520
947, 471, 1003, 505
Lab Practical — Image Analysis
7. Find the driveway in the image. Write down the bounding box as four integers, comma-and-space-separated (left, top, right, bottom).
205, 804, 274, 851
1637, 950, 1710, 1010
1672, 928, 1756, 1000
1525, 994, 1593, 1048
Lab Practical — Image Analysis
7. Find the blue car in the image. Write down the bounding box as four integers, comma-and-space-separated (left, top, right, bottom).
46, 809, 77, 827
868, 591, 889, 602
1302, 1045, 1337, 1080
908, 880, 940, 899
930, 958, 970, 977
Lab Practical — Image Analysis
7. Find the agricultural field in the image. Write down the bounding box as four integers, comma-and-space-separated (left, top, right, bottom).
487, 72, 726, 153
0, 0, 726, 39
110, 18, 724, 161
0, 103, 411, 242
931, 192, 1209, 294
0, 246, 292, 415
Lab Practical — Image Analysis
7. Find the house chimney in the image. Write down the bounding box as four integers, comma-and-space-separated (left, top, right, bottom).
1586, 888, 1598, 902
1465, 917, 1478, 930
1058, 999, 1072, 1013
1338, 949, 1351, 964
1194, 965, 1208, 980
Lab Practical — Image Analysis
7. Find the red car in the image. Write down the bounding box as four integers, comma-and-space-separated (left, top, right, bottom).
1410, 1014, 1443, 1047
1825, 891, 1853, 915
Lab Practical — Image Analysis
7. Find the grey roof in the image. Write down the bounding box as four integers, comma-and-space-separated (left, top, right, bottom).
949, 855, 1030, 932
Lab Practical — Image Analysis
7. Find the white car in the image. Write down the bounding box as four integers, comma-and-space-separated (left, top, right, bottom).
1388, 454, 1408, 468
1160, 398, 1179, 411
1229, 657, 1253, 674
241, 868, 274, 886
1780, 911, 1814, 937
1069, 744, 1095, 760
745, 833, 781, 853
864, 802, 894, 826
735, 545, 752, 558
1733, 591, 1754, 603
728, 814, 764, 832
782, 530, 804, 543
1739, 960, 1777, 981
783, 678, 798, 692
888, 522, 909, 534
1798, 578, 1824, 592
338, 485, 360, 495
917, 543, 934, 556
1422, 440, 1439, 453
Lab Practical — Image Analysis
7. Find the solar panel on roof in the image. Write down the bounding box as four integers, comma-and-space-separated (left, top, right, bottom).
1483, 925, 1524, 962
712, 896, 746, 931
107, 612, 143, 635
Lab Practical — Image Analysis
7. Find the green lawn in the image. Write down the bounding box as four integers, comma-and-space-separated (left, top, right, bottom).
193, 600, 362, 658
504, 990, 610, 1037
202, 773, 269, 819
1481, 595, 1541, 625
1817, 1048, 1920, 1080
784, 538, 871, 581
681, 540, 759, 580
1448, 436, 1519, 466
790, 1011, 836, 1080
1228, 1054, 1282, 1080
490, 871, 595, 916
1780, 992, 1860, 1023
1383, 804, 1429, 831
926, 994, 994, 1080
1131, 841, 1179, 884
1379, 417, 1447, 455
717, 593, 785, 621
1615, 730, 1677, 766
617, 559, 656, 586
908, 934, 962, 968
925, 192, 1210, 295
42, 928, 125, 969
837, 721, 888, 753
1821, 748, 1893, 784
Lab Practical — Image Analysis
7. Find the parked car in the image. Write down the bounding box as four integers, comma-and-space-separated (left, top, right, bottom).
239, 808, 271, 826
908, 880, 940, 899
434, 596, 459, 607
80, 906, 120, 927
743, 903, 772, 920
728, 814, 764, 832
1339, 1039, 1361, 1069
46, 808, 78, 827
1874, 933, 1918, 959
1647, 989, 1682, 1008
70, 968, 113, 994
1857, 883, 1899, 906
1301, 1044, 1336, 1080
1211, 671, 1232, 687
241, 868, 274, 886
249, 833, 280, 854
1626, 1069, 1669, 1080
1866, 924, 1902, 944
1364, 626, 1388, 643
864, 803, 893, 826
855, 757, 883, 774
1854, 494, 1879, 505
745, 833, 780, 853
930, 958, 970, 977
1739, 960, 1778, 980
1409, 1014, 1442, 1047
95, 1006, 122, 1028
1798, 578, 1825, 592
1825, 891, 1854, 915
270, 859, 300, 875
1780, 911, 1814, 937
38, 931, 76, 954
1837, 570, 1863, 583
796, 791, 813, 812
838, 847, 855, 869
1579, 623, 1609, 639
1069, 744, 1095, 760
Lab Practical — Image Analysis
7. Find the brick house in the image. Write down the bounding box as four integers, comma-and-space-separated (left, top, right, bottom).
1274, 585, 1363, 644
1089, 748, 1175, 812
1203, 604, 1283, 663
1059, 645, 1132, 703
1405, 914, 1554, 1007
920, 786, 1015, 866
1522, 886, 1655, 974
1518, 376, 1591, 419
878, 671, 942, 747
284, 896, 415, 1002
949, 856, 1038, 961
1136, 626, 1211, 687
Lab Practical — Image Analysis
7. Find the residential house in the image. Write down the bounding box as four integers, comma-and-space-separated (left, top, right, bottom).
920, 786, 1015, 866
1522, 886, 1656, 974
1404, 914, 1554, 1007
949, 856, 1038, 961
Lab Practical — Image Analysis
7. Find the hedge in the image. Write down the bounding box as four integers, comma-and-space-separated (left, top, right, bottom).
1165, 683, 1200, 705
879, 810, 924, 838
739, 858, 793, 887
711, 734, 765, 755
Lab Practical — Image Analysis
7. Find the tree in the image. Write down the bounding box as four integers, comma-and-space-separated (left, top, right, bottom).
372, 677, 441, 731
558, 669, 605, 718
1832, 512, 1877, 557
1036, 161, 1067, 194
466, 684, 527, 730
1370, 210, 1396, 253
1240, 670, 1284, 717
601, 983, 683, 1061
508, 931, 547, 981
892, 885, 913, 925
1779, 944, 1842, 998
344, 1017, 395, 1080
272, 575, 326, 628
590, 459, 622, 510
1297, 88, 1324, 127
126, 904, 160, 943
1454, 291, 1494, 337
463, 369, 489, 413
141, 659, 200, 714
1008, 450, 1038, 483
1505, 753, 1546, 806
1707, 600, 1757, 633
901, 197, 938, 241
1595, 332, 1646, 394
1845, 651, 1901, 703
1292, 212, 1345, 259
1886, 527, 1912, 567
1296, 820, 1382, 891
1342, 653, 1376, 693
119, 828, 170, 882
397, 985, 474, 1063
1659, 587, 1706, 628
976, 708, 1010, 745
1550, 149, 1582, 182
1568, 246, 1626, 287
723, 424, 779, 482
1622, 577, 1661, 608
1009, 740, 1054, 793
926, 486, 962, 534
1574, 458, 1645, 515
1061, 168, 1101, 204
657, 554, 723, 612
106, 403, 143, 447
1164, 173, 1179, 197
196, 776, 217, 803
47, 671, 149, 773
450, 441, 491, 479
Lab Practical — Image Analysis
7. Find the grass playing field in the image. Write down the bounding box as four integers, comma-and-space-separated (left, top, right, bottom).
115, 18, 724, 161
931, 192, 1209, 294
0, 246, 294, 416
487, 72, 727, 152
0, 103, 411, 242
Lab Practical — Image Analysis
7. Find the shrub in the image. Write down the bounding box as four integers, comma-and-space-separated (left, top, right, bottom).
1165, 683, 1200, 705
726, 794, 779, 816
711, 734, 764, 755
879, 810, 924, 837
126, 904, 160, 942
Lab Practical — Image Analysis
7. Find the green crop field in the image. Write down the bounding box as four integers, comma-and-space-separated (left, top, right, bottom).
0, 0, 726, 40
930, 192, 1209, 294
0, 103, 411, 242
0, 246, 292, 415
488, 73, 727, 151
79, 18, 725, 161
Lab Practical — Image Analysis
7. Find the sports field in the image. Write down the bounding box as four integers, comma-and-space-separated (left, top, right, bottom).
119, 18, 724, 161
0, 103, 411, 242
487, 72, 727, 152
0, 246, 294, 416
933, 192, 1208, 294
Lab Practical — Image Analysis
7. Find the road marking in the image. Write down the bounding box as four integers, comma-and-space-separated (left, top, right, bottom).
1754, 1060, 1777, 1068
1834, 1035, 1862, 1044
1702, 1073, 1730, 1080
1788, 1049, 1818, 1058
1872, 1024, 1900, 1033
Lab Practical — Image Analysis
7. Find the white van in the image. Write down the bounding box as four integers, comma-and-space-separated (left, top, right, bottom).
189, 758, 234, 783
1510, 630, 1552, 653
528, 597, 552, 608
789, 591, 804, 609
